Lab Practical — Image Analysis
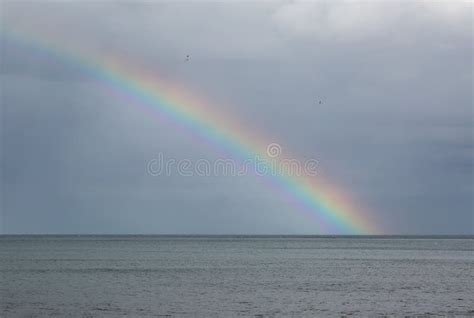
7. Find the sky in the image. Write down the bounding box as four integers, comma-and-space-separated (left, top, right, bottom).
0, 0, 472, 234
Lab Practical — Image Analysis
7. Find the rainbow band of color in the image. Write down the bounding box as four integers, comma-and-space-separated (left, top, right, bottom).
2, 30, 379, 234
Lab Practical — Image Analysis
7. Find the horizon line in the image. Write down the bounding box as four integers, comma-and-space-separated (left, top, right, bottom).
1, 234, 473, 238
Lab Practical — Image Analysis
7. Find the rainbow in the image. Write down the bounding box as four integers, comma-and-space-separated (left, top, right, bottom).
2, 29, 380, 234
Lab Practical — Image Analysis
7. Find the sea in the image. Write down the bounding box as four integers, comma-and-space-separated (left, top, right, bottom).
0, 235, 473, 317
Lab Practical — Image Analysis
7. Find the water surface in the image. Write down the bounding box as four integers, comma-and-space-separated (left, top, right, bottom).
1, 235, 473, 317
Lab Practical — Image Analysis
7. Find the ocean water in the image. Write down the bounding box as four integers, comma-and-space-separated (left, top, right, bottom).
0, 236, 473, 317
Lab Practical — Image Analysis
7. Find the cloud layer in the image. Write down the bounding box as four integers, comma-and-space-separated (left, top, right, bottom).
1, 0, 472, 234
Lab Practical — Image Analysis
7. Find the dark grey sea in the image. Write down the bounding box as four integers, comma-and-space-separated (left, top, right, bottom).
1, 235, 473, 317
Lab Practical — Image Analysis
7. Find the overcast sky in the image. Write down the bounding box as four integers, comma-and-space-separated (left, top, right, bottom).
1, 0, 472, 234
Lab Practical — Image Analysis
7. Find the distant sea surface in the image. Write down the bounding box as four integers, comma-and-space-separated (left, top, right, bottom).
1, 235, 473, 317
